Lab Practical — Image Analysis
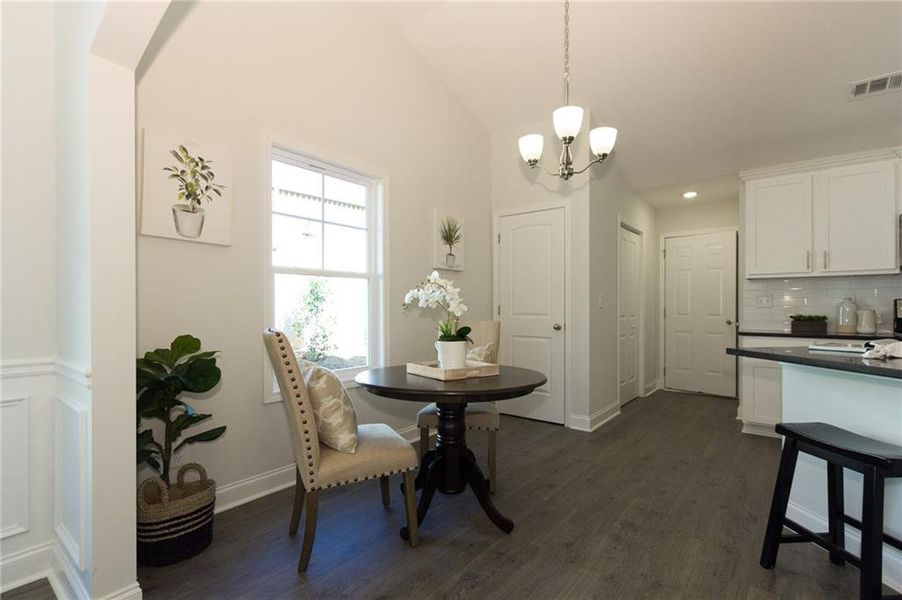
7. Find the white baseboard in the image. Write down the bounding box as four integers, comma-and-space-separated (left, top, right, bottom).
643, 380, 659, 395
741, 422, 780, 438
50, 540, 88, 600
786, 500, 902, 593
569, 403, 620, 432
0, 541, 54, 593
97, 582, 142, 600
214, 464, 297, 514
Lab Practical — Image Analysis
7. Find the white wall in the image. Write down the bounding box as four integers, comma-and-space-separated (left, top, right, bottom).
655, 198, 739, 238
590, 160, 658, 417
490, 115, 657, 430
135, 2, 492, 502
1, 2, 60, 591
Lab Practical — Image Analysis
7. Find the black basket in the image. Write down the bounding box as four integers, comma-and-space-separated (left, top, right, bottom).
137, 464, 216, 567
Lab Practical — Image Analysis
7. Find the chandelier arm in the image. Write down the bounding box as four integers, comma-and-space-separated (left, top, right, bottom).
533, 162, 561, 177
570, 154, 609, 176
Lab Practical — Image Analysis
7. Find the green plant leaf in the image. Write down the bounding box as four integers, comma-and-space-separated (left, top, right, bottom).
144, 349, 173, 369
169, 334, 201, 364
178, 358, 221, 393
456, 326, 471, 339
174, 425, 227, 453
170, 412, 212, 441
170, 149, 185, 164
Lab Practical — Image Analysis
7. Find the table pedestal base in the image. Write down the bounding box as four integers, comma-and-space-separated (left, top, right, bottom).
400, 403, 513, 540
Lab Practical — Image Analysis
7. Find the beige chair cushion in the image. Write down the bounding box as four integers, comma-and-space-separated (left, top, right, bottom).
467, 342, 496, 363
417, 402, 500, 431
315, 424, 418, 489
301, 362, 358, 453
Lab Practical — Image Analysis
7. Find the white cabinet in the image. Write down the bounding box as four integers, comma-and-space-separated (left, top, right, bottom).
814, 160, 898, 274
742, 154, 900, 279
745, 174, 813, 277
739, 336, 819, 437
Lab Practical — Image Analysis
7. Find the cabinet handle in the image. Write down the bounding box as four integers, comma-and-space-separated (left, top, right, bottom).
823, 250, 828, 270
806, 250, 811, 270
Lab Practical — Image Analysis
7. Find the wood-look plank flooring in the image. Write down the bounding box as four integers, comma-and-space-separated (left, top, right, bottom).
135, 390, 894, 599
0, 579, 54, 600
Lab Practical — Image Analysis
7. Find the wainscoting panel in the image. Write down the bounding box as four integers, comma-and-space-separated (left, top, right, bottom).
1, 394, 30, 539
55, 394, 89, 570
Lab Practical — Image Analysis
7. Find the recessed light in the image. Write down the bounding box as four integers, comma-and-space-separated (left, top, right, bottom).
682, 191, 698, 199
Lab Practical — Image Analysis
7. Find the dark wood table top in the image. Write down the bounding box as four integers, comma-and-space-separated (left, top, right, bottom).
355, 365, 547, 403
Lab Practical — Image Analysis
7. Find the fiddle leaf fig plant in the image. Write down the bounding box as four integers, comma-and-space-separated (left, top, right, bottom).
136, 334, 226, 485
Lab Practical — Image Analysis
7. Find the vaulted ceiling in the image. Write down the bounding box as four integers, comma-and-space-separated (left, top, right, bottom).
371, 1, 902, 192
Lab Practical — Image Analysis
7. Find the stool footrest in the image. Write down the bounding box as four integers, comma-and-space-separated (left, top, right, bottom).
841, 514, 902, 553
784, 519, 862, 569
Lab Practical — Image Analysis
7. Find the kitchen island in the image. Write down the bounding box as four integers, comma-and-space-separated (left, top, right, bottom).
727, 346, 902, 591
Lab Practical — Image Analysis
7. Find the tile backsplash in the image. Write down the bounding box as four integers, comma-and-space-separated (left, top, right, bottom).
741, 274, 902, 333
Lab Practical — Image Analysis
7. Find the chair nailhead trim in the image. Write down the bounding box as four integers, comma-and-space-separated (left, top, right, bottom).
313, 467, 417, 490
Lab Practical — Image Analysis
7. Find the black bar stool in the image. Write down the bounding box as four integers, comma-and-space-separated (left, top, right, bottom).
760, 422, 902, 600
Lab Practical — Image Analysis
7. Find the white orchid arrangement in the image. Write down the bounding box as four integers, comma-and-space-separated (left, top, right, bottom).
402, 271, 471, 342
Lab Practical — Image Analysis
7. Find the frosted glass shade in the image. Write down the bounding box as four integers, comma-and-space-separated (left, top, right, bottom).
589, 127, 617, 157
552, 105, 584, 139
518, 134, 544, 163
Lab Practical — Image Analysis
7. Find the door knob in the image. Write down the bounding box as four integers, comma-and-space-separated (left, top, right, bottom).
726, 319, 734, 325
553, 323, 562, 331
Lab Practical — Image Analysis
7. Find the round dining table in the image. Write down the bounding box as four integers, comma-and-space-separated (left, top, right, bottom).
355, 365, 547, 539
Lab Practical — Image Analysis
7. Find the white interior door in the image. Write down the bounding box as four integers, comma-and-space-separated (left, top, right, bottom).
497, 208, 566, 424
619, 226, 640, 406
665, 231, 737, 397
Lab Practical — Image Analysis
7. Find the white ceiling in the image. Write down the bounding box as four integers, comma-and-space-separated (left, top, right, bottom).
370, 1, 902, 192
638, 173, 739, 209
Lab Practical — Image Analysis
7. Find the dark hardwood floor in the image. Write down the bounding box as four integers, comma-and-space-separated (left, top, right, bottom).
0, 579, 54, 600
135, 390, 889, 599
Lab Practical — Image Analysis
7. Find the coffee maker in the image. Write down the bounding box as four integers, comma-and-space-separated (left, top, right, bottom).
895, 298, 902, 338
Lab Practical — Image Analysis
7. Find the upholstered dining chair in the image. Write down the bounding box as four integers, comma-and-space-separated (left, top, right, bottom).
263, 329, 419, 573
416, 320, 502, 492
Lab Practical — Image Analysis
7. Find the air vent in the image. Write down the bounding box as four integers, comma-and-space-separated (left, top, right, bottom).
850, 70, 902, 99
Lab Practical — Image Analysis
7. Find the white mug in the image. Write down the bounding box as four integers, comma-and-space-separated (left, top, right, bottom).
856, 309, 877, 334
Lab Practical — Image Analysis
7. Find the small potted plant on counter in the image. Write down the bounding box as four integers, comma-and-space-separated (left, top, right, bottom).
136, 334, 227, 566
789, 314, 828, 336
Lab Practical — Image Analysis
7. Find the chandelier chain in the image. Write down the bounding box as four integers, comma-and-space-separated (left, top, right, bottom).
563, 0, 570, 105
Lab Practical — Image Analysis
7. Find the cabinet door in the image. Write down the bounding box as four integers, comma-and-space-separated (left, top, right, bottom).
814, 160, 898, 274
745, 174, 813, 277
740, 357, 782, 426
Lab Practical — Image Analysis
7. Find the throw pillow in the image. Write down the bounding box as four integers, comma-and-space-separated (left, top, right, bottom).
301, 361, 358, 453
467, 342, 496, 363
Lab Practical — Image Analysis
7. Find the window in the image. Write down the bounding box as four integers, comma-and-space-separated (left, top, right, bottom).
268, 146, 384, 391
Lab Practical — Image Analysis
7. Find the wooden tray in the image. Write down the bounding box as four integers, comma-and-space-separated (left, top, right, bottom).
406, 360, 500, 381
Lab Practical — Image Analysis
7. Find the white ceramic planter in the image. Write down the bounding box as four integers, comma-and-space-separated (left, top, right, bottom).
172, 205, 206, 238
435, 340, 467, 369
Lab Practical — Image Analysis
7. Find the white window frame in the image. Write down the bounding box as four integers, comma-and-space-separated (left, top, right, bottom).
263, 143, 387, 403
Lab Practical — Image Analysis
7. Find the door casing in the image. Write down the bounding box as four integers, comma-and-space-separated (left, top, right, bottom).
493, 200, 571, 428
618, 222, 644, 405
657, 227, 739, 395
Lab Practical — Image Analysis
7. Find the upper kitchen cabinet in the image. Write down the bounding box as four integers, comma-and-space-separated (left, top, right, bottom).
745, 173, 813, 277
742, 149, 901, 279
814, 160, 897, 274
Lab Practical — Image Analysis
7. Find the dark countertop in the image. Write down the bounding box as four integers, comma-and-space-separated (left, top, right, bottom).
738, 330, 900, 341
727, 346, 902, 380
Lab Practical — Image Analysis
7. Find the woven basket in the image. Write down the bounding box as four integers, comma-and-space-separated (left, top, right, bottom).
137, 463, 216, 566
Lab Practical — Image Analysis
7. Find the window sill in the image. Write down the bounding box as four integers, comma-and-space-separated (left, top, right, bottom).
264, 365, 366, 404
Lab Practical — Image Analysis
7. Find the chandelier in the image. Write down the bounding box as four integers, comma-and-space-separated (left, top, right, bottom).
517, 0, 617, 181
